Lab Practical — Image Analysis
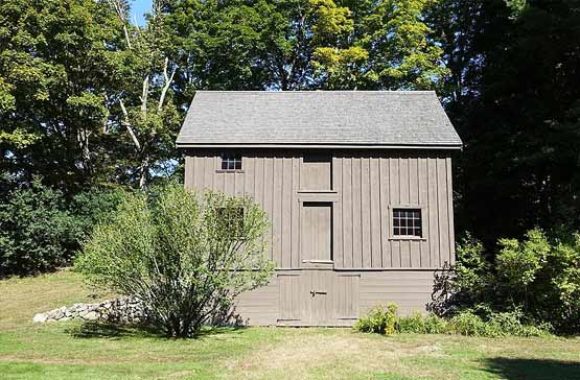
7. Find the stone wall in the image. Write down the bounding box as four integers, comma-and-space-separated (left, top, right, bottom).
32, 297, 146, 325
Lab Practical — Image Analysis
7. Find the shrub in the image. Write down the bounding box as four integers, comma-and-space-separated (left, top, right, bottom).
354, 303, 398, 335
449, 312, 497, 337
429, 228, 580, 335
447, 310, 550, 337
67, 188, 123, 244
0, 182, 74, 277
75, 184, 274, 338
486, 311, 549, 337
356, 304, 549, 337
0, 180, 122, 278
397, 312, 448, 334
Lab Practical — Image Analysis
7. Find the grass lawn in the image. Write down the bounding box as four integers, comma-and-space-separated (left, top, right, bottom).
1, 271, 579, 379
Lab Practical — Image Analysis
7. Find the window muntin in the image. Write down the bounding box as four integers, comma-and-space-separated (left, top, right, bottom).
392, 208, 422, 237
221, 154, 242, 170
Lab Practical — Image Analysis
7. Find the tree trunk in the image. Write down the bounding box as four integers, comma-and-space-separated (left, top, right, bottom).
138, 156, 149, 190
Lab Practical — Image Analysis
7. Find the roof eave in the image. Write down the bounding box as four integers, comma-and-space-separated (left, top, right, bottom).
176, 142, 463, 150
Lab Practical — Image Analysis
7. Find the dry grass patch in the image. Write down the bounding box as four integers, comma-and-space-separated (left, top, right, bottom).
223, 329, 446, 380
0, 269, 112, 331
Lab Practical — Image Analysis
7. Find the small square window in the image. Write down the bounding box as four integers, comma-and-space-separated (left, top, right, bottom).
221, 154, 242, 170
392, 208, 422, 238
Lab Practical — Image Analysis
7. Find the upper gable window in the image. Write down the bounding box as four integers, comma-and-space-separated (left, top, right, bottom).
393, 208, 422, 238
221, 154, 242, 170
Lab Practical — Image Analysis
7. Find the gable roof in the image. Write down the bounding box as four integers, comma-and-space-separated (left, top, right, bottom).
176, 91, 462, 149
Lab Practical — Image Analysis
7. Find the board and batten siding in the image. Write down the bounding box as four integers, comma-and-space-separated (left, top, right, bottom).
184, 151, 455, 269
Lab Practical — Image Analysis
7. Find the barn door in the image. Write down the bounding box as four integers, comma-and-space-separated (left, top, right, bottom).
301, 202, 333, 262
305, 271, 360, 326
277, 271, 360, 326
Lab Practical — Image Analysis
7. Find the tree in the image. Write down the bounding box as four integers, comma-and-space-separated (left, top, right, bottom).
431, 0, 580, 244
162, 0, 447, 92
0, 0, 125, 193
106, 0, 181, 189
75, 184, 274, 337
0, 0, 182, 193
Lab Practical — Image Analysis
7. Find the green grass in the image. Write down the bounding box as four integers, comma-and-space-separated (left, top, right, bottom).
1, 271, 579, 379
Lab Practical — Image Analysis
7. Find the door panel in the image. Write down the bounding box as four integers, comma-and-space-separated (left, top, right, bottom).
332, 274, 361, 325
307, 271, 329, 325
277, 273, 302, 324
301, 203, 332, 262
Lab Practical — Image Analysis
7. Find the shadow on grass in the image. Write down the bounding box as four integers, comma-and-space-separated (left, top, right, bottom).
65, 321, 158, 339
66, 321, 247, 340
484, 357, 580, 380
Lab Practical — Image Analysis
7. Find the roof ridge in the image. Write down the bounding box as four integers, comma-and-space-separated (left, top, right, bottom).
195, 90, 436, 95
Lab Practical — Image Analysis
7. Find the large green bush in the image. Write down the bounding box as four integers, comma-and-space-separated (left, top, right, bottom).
430, 229, 580, 334
75, 184, 274, 337
0, 181, 121, 278
0, 183, 73, 277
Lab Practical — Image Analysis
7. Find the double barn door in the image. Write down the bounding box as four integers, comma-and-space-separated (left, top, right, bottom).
277, 271, 360, 326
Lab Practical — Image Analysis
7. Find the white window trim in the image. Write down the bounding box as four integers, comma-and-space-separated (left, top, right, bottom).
387, 204, 427, 241
216, 154, 243, 172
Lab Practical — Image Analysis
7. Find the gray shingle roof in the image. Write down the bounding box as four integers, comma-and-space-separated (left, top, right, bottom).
176, 91, 462, 149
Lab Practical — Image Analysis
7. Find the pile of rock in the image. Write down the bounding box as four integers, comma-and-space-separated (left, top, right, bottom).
32, 297, 147, 325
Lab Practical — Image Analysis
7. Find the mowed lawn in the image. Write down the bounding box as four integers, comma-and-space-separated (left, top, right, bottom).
1, 271, 579, 380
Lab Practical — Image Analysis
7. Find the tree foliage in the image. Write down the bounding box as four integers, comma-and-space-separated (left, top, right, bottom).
432, 0, 580, 243
0, 182, 74, 277
0, 0, 180, 193
75, 184, 274, 337
0, 180, 120, 278
0, 0, 124, 192
162, 0, 446, 91
431, 229, 580, 334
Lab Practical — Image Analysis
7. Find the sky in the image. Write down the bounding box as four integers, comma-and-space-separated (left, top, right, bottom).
130, 0, 153, 26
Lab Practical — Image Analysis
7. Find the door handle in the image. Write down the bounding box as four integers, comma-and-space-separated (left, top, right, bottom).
310, 290, 327, 296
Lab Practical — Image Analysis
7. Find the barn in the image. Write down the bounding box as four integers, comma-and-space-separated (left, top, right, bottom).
176, 91, 462, 326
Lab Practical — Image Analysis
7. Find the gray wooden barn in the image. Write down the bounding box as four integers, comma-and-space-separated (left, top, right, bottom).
176, 91, 462, 326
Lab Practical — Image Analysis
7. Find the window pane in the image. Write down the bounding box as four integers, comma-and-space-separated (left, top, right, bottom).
392, 208, 422, 237
221, 154, 242, 170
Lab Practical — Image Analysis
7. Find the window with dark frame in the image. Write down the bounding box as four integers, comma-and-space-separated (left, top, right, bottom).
217, 207, 245, 238
392, 208, 422, 238
221, 154, 242, 170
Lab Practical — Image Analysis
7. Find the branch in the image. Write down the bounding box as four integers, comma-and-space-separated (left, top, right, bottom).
119, 99, 142, 151
158, 57, 176, 112
109, 0, 133, 49
140, 75, 149, 114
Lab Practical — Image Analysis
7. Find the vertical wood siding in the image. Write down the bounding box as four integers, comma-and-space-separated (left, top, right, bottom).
235, 269, 433, 326
184, 151, 455, 269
